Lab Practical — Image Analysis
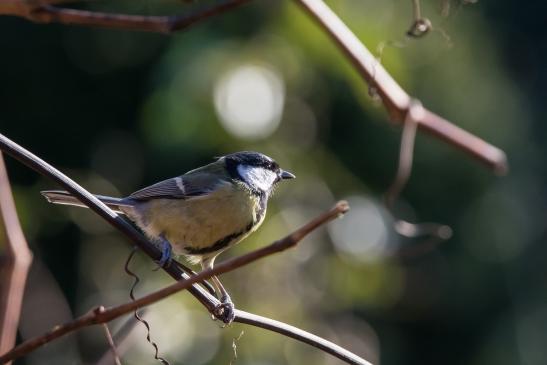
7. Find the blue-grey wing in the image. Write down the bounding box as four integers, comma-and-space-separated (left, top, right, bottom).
127, 174, 228, 201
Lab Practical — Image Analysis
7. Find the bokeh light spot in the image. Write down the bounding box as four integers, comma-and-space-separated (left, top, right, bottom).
213, 64, 285, 139
328, 195, 397, 262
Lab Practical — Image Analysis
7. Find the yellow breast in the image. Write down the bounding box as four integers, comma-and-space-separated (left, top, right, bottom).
123, 182, 265, 258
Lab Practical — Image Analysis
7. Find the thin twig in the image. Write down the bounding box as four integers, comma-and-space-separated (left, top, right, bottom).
384, 102, 453, 255
385, 100, 422, 209
293, 0, 507, 174
96, 309, 150, 365
101, 324, 122, 365
0, 153, 33, 364
0, 0, 252, 33
235, 310, 372, 365
411, 0, 422, 19
0, 201, 352, 364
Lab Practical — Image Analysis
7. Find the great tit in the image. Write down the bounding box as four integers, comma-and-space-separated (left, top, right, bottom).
41, 151, 295, 321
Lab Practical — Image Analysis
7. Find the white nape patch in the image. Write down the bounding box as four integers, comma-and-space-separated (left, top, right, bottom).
237, 165, 277, 192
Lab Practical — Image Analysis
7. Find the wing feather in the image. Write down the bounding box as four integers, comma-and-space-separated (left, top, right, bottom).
128, 173, 229, 201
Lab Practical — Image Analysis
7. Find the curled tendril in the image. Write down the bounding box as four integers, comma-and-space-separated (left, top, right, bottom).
124, 248, 170, 365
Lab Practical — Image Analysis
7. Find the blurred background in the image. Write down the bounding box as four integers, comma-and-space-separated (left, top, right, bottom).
1, 0, 546, 364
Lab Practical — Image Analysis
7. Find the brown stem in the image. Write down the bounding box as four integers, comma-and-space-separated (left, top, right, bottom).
101, 324, 122, 365
1, 0, 252, 33
0, 202, 352, 364
293, 0, 507, 174
384, 102, 453, 254
385, 101, 421, 209
411, 0, 422, 20
0, 153, 33, 364
96, 309, 149, 365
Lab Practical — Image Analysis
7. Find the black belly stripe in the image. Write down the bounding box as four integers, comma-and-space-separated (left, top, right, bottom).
185, 221, 255, 255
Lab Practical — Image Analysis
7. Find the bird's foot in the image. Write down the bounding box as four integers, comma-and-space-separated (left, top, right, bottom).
153, 239, 173, 270
213, 294, 235, 325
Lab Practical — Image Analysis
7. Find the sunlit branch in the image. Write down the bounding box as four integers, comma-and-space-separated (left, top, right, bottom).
235, 310, 372, 365
294, 0, 507, 174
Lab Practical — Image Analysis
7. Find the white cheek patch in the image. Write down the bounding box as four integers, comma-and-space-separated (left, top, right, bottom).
237, 165, 277, 192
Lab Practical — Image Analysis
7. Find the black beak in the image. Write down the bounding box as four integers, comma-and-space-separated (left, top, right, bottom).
280, 169, 296, 180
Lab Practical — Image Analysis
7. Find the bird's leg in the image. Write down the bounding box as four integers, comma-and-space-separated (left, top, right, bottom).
202, 257, 235, 324
211, 275, 232, 304
211, 275, 236, 324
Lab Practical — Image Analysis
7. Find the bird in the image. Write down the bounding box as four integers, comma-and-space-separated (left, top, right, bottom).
41, 151, 295, 322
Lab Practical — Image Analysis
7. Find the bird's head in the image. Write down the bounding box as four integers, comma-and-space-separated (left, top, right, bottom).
223, 151, 295, 195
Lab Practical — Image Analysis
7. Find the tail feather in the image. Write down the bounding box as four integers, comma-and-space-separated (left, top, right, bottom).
41, 190, 132, 214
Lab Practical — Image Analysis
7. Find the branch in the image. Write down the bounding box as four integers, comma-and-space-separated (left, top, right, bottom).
0, 152, 33, 363
235, 310, 371, 365
0, 0, 252, 33
0, 201, 355, 364
0, 134, 371, 365
294, 0, 508, 174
